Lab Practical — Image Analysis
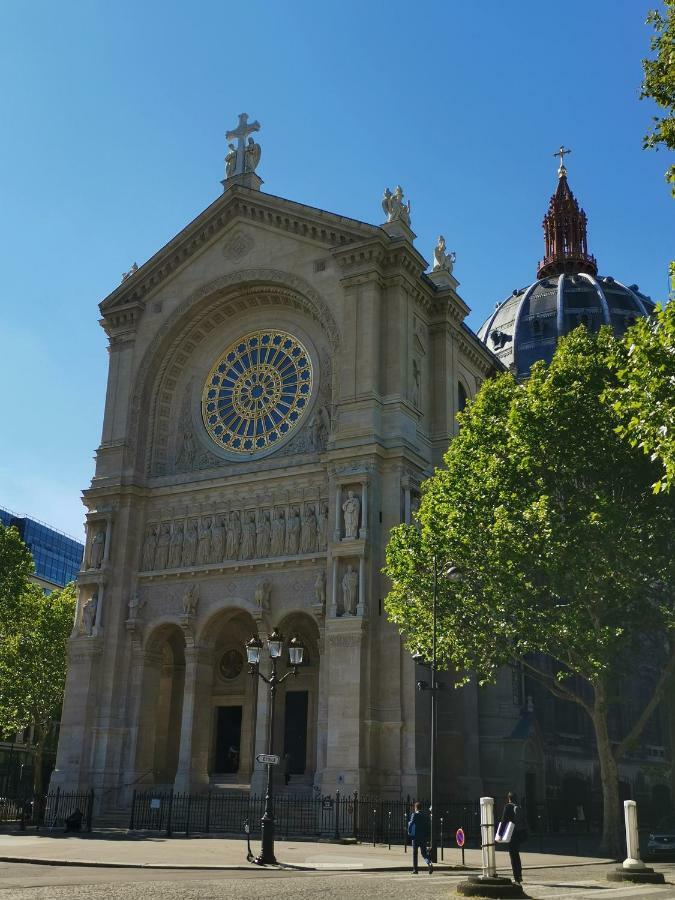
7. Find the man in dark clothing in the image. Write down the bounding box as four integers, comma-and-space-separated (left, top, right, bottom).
499, 792, 527, 884
408, 801, 433, 874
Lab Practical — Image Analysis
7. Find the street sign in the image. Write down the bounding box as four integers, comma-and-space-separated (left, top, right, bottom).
256, 753, 280, 765
456, 827, 465, 848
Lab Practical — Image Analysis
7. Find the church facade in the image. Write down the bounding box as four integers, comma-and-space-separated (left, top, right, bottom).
51, 116, 498, 809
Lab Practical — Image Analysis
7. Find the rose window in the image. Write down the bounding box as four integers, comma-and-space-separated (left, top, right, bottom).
201, 330, 313, 455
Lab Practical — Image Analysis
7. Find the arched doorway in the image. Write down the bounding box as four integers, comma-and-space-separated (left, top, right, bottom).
202, 608, 260, 787
274, 612, 321, 790
134, 624, 186, 788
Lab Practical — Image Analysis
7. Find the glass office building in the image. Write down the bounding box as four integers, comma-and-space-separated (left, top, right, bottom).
0, 507, 83, 588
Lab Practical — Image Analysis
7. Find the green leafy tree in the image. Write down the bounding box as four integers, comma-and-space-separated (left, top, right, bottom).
607, 301, 675, 493
0, 524, 76, 794
641, 1, 675, 194
385, 328, 675, 857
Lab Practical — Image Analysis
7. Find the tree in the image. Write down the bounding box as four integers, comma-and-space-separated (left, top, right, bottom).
0, 524, 76, 794
641, 1, 675, 195
384, 328, 675, 857
607, 301, 675, 494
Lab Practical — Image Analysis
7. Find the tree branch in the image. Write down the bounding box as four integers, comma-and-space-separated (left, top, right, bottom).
521, 658, 594, 716
616, 639, 675, 761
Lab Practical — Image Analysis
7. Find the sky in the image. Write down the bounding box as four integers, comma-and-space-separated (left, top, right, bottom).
0, 0, 672, 541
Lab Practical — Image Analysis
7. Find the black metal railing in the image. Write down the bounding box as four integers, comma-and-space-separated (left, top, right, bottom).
0, 788, 94, 830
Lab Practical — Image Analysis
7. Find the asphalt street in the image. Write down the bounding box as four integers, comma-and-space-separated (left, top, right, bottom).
2, 862, 675, 900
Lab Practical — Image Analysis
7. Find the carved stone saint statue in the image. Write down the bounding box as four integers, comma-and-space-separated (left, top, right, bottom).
240, 511, 257, 560
127, 590, 146, 621
342, 490, 361, 540
432, 235, 456, 273
197, 517, 212, 565
210, 516, 225, 563
141, 525, 157, 572
89, 528, 105, 569
314, 569, 326, 610
317, 502, 328, 550
382, 185, 411, 225
286, 507, 301, 555
82, 593, 98, 635
300, 505, 317, 554
254, 579, 272, 611
411, 358, 421, 408
169, 522, 184, 569
155, 524, 171, 570
176, 430, 196, 470
225, 142, 237, 178
182, 520, 198, 567
341, 566, 358, 616
244, 136, 261, 173
270, 509, 285, 557
182, 584, 199, 617
226, 510, 241, 559
256, 510, 271, 558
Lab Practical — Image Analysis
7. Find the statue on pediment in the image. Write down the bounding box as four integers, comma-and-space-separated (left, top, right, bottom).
382, 185, 411, 226
225, 142, 237, 178
245, 136, 261, 173
432, 235, 456, 273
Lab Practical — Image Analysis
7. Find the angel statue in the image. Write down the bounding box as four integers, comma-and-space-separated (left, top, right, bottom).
382, 185, 411, 226
432, 235, 456, 273
225, 142, 237, 178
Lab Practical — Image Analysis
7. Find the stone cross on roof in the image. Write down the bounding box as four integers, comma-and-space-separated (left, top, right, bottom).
225, 113, 261, 179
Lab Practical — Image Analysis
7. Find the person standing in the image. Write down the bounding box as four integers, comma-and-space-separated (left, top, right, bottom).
408, 801, 433, 874
500, 792, 528, 884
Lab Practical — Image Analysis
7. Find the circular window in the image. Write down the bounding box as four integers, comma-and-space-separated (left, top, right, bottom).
219, 649, 244, 680
202, 330, 314, 455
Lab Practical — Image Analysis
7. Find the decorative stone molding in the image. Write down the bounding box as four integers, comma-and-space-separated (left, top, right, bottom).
222, 230, 255, 262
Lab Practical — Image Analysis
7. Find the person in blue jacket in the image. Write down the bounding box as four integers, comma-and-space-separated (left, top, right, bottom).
408, 801, 433, 874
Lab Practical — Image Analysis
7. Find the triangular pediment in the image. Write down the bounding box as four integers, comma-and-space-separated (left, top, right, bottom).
100, 186, 382, 313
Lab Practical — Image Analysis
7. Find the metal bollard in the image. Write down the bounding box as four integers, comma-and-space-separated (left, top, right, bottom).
440, 816, 444, 861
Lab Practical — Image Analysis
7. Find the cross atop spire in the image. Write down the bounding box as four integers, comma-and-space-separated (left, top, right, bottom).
553, 145, 572, 177
224, 113, 262, 183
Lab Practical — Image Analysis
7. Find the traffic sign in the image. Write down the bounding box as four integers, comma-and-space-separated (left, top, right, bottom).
256, 753, 280, 765
456, 827, 465, 848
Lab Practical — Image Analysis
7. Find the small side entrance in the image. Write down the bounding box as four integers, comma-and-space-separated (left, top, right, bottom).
284, 691, 308, 775
214, 706, 243, 774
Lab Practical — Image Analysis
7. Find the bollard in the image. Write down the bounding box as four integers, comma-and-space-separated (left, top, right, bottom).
537, 814, 543, 853
440, 816, 444, 861
404, 812, 408, 853
622, 800, 645, 871
387, 810, 391, 850
480, 796, 497, 878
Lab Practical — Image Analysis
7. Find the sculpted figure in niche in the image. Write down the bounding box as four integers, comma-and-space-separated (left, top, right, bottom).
197, 517, 212, 566
432, 235, 456, 273
316, 502, 328, 550
141, 525, 157, 572
254, 579, 272, 610
182, 520, 198, 567
226, 510, 241, 559
82, 592, 98, 635
127, 590, 145, 621
176, 430, 196, 470
308, 406, 330, 451
182, 584, 199, 617
210, 516, 225, 563
341, 565, 358, 616
169, 522, 184, 569
411, 358, 421, 408
225, 142, 237, 178
155, 524, 171, 570
244, 136, 261, 173
300, 505, 317, 554
342, 491, 361, 540
270, 509, 285, 557
314, 569, 326, 610
89, 528, 105, 569
240, 511, 257, 560
286, 506, 301, 555
256, 510, 271, 558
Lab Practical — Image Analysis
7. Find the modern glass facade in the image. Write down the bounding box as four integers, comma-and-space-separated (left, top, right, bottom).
0, 508, 83, 588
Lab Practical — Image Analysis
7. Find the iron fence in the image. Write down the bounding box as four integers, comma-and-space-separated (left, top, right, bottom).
0, 788, 93, 830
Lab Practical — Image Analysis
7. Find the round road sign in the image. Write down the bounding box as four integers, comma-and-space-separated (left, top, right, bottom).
456, 827, 465, 848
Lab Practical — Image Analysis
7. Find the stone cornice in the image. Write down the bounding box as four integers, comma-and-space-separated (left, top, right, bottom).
99, 187, 380, 316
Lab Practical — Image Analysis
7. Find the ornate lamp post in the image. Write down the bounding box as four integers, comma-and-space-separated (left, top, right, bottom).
246, 628, 304, 865
413, 557, 461, 863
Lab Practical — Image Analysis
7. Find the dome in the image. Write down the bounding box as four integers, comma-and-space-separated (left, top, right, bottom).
479, 155, 655, 378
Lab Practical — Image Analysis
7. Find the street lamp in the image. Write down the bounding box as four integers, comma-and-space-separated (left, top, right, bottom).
246, 628, 304, 865
412, 556, 462, 863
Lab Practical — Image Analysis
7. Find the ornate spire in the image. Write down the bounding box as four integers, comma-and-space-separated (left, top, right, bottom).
537, 149, 597, 278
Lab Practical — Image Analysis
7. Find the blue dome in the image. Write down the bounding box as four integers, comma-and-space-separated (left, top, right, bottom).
478, 274, 654, 379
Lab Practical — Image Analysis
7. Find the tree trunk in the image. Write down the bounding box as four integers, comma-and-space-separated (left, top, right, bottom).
32, 721, 45, 797
591, 693, 621, 858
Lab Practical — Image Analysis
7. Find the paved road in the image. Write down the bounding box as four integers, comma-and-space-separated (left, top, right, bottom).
1, 862, 675, 900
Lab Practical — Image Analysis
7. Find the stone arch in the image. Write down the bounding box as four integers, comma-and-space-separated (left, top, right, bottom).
274, 611, 322, 786
134, 623, 186, 787
126, 269, 341, 477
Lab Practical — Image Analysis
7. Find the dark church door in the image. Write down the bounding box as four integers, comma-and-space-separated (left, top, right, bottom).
214, 706, 242, 773
284, 691, 308, 775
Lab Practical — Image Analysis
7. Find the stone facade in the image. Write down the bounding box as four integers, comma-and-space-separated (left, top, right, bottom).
50, 164, 498, 810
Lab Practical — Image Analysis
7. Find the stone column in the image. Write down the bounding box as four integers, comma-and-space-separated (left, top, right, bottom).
480, 796, 497, 878
329, 558, 338, 617
126, 648, 163, 791
103, 518, 112, 565
250, 661, 270, 795
622, 801, 646, 870
334, 486, 342, 542
357, 556, 366, 616
174, 645, 213, 792
404, 486, 411, 524
359, 481, 368, 539
93, 583, 104, 633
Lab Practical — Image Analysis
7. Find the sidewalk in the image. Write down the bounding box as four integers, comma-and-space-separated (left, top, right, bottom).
0, 831, 614, 872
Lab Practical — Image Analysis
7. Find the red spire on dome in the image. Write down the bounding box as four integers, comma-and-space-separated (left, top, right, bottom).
537, 148, 598, 279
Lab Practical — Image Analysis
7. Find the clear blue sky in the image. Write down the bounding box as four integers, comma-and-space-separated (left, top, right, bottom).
0, 0, 672, 540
